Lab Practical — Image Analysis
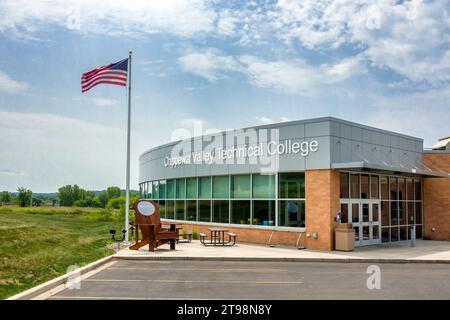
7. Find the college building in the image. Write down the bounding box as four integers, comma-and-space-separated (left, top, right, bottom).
138, 117, 450, 250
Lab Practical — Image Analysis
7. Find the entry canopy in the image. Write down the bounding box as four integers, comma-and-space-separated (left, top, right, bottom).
331, 161, 450, 178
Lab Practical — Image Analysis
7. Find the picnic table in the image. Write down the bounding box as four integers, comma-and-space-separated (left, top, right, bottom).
199, 228, 237, 246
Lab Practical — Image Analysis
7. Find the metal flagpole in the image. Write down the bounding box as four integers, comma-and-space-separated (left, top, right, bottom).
124, 50, 132, 245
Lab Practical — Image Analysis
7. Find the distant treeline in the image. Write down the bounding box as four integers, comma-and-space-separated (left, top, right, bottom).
0, 185, 139, 209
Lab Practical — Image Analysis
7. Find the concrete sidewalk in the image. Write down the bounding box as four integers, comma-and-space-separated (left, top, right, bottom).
115, 239, 450, 263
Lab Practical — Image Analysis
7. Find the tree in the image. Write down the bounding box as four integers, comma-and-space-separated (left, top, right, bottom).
98, 186, 122, 207
0, 191, 11, 204
17, 187, 32, 207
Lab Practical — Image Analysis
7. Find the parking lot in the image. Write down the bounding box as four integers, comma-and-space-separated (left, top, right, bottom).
48, 259, 450, 300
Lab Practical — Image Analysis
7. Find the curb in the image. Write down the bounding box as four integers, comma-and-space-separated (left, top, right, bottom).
113, 254, 450, 264
6, 255, 115, 300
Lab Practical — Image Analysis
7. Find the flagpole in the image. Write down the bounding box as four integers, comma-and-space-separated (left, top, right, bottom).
124, 50, 132, 245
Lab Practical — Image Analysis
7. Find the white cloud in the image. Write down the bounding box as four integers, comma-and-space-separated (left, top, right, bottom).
90, 98, 119, 107
255, 116, 291, 125
178, 49, 366, 95
0, 0, 217, 39
177, 48, 242, 81
273, 0, 450, 84
0, 111, 147, 192
365, 85, 450, 147
0, 70, 29, 93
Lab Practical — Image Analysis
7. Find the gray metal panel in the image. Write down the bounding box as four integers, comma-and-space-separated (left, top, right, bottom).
305, 120, 330, 137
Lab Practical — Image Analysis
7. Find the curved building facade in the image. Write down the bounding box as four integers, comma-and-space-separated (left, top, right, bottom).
139, 117, 450, 250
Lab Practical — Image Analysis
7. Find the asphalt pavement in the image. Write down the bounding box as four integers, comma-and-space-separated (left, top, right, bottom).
48, 259, 450, 300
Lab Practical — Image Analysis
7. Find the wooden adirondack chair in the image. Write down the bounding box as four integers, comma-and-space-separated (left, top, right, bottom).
129, 200, 179, 252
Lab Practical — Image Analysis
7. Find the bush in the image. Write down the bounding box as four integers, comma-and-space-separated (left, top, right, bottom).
192, 230, 199, 240
106, 196, 125, 209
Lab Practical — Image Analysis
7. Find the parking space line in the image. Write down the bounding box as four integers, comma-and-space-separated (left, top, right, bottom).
84, 279, 302, 284
108, 267, 288, 273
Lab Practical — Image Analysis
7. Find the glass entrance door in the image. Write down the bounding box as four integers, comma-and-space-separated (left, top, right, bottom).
341, 200, 381, 246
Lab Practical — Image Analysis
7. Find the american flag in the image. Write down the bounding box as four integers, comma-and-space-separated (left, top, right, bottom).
81, 58, 128, 93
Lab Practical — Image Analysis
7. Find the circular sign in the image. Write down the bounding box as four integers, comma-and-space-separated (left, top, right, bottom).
137, 201, 155, 216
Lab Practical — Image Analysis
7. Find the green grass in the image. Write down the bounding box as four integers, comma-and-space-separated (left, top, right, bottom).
0, 206, 129, 299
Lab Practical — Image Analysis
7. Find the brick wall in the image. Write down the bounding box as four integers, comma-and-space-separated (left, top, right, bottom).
305, 169, 340, 250
423, 152, 450, 240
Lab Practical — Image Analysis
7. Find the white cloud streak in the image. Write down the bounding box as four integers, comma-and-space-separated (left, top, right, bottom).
0, 70, 29, 93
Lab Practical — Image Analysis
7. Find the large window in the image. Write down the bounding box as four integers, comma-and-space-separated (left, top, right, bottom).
175, 200, 185, 220
186, 200, 196, 221
252, 174, 275, 199
198, 200, 211, 222
340, 173, 349, 198
176, 178, 185, 199
199, 177, 211, 199
279, 173, 305, 198
186, 178, 197, 199
231, 175, 250, 198
231, 201, 250, 224
144, 172, 307, 229
279, 200, 305, 227
213, 200, 229, 223
167, 180, 175, 199
339, 172, 423, 244
253, 200, 275, 226
212, 176, 229, 198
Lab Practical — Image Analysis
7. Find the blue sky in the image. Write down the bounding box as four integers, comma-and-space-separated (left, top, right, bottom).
0, 0, 449, 192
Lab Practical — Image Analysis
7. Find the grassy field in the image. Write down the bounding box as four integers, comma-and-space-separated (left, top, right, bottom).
0, 206, 128, 299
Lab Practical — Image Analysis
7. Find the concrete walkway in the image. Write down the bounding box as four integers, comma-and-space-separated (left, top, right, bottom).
115, 240, 450, 263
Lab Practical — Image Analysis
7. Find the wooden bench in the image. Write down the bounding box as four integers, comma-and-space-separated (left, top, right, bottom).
199, 233, 207, 242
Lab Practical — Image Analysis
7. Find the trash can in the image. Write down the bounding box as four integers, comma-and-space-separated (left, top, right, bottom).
334, 223, 355, 251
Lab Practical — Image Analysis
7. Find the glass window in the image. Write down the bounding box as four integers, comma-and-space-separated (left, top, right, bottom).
231, 175, 250, 199
382, 227, 390, 243
198, 200, 211, 222
279, 200, 305, 227
381, 201, 389, 227
407, 202, 414, 224
390, 201, 398, 225
199, 176, 211, 199
252, 174, 275, 199
176, 178, 185, 199
152, 181, 159, 199
414, 179, 422, 200
380, 176, 388, 200
166, 200, 174, 219
253, 200, 276, 226
340, 203, 349, 223
352, 203, 359, 223
186, 178, 197, 199
146, 182, 152, 199
398, 201, 406, 225
213, 200, 229, 223
370, 175, 379, 199
415, 225, 423, 239
159, 180, 166, 199
167, 180, 175, 199
406, 178, 413, 201
389, 177, 398, 200
391, 226, 399, 241
231, 200, 250, 224
398, 178, 405, 201
415, 202, 422, 224
279, 172, 305, 198
400, 226, 408, 240
186, 200, 196, 221
360, 174, 369, 199
175, 200, 185, 220
158, 200, 166, 218
350, 174, 359, 199
212, 176, 229, 198
340, 173, 349, 198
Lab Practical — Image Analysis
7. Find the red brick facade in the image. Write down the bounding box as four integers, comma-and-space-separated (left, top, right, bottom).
423, 152, 450, 240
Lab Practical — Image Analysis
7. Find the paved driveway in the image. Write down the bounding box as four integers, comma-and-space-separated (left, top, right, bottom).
48, 260, 450, 300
